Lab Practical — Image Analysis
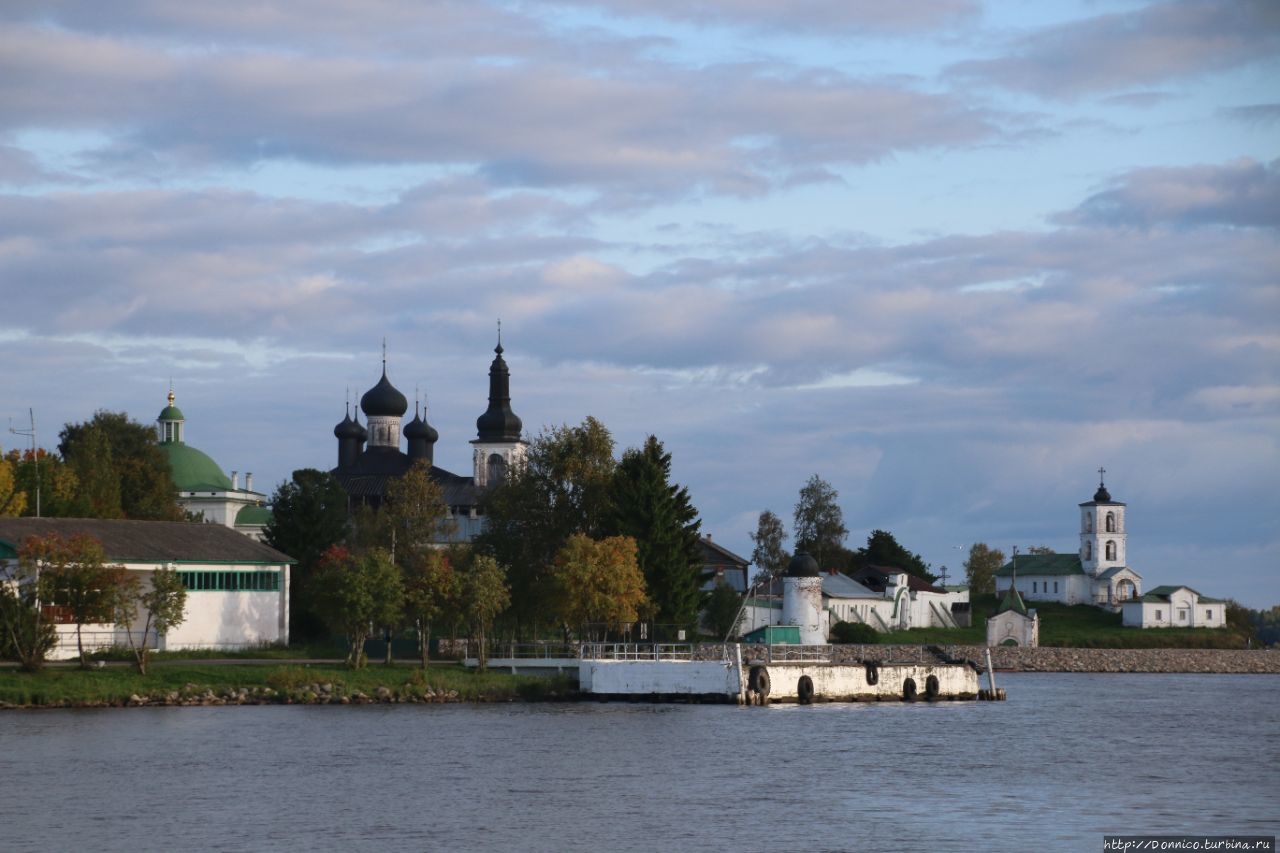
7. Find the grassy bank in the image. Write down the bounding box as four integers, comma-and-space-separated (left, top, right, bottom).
899, 595, 1253, 648
0, 662, 577, 708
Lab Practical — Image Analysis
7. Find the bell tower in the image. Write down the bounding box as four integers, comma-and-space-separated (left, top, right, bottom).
472, 323, 527, 487
1079, 467, 1126, 574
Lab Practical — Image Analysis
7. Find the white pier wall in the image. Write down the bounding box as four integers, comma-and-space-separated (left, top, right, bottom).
581, 660, 741, 697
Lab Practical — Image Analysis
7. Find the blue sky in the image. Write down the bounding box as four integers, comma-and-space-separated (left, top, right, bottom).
1, 1, 1276, 607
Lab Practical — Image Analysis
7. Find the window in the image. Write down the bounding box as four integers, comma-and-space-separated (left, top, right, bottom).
1105, 540, 1116, 561
1032, 582, 1038, 593
1155, 609, 1163, 621
486, 453, 507, 485
1179, 611, 1187, 622
1054, 582, 1059, 593
1085, 514, 1093, 533
1206, 610, 1213, 620
1105, 512, 1116, 533
1084, 541, 1092, 560
178, 570, 281, 592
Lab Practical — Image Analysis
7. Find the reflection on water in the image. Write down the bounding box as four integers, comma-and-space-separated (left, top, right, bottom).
3, 673, 1277, 852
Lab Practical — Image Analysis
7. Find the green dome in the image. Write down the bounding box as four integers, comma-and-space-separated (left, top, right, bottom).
235, 504, 272, 526
160, 442, 233, 491
159, 404, 185, 423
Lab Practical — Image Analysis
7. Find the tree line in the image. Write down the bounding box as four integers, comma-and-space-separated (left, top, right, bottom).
266, 418, 707, 665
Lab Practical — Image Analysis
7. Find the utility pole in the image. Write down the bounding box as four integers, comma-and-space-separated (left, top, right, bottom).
9, 408, 38, 517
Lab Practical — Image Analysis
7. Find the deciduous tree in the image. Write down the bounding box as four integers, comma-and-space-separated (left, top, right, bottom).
21, 532, 128, 668
458, 554, 510, 670
551, 534, 648, 642
59, 411, 183, 520
114, 567, 187, 675
402, 547, 458, 668
0, 575, 56, 671
793, 475, 848, 570
476, 417, 616, 636
963, 542, 1005, 595
749, 510, 790, 583
314, 546, 404, 669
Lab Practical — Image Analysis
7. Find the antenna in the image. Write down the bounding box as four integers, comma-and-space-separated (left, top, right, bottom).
8, 408, 38, 517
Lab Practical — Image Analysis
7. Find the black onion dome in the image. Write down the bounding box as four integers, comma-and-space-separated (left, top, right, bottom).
476, 342, 523, 441
361, 369, 408, 418
404, 411, 438, 443
1093, 484, 1112, 502
334, 409, 364, 439
786, 553, 820, 578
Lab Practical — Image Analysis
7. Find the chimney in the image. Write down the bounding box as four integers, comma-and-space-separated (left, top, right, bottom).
231, 471, 239, 490
246, 472, 253, 492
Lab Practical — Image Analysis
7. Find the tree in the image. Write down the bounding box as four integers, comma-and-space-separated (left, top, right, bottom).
1027, 545, 1055, 555
963, 543, 1005, 595
606, 436, 703, 637
830, 621, 879, 644
849, 529, 937, 583
793, 474, 848, 570
458, 554, 510, 670
703, 580, 744, 640
551, 534, 648, 642
0, 575, 56, 671
265, 469, 351, 641
314, 546, 404, 668
749, 510, 790, 583
476, 417, 617, 636
0, 446, 27, 516
5, 447, 79, 517
114, 568, 187, 675
21, 532, 128, 668
59, 411, 183, 520
402, 547, 459, 668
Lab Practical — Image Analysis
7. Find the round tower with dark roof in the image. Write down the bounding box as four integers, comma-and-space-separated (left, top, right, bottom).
334, 404, 367, 470
404, 400, 439, 463
361, 353, 408, 451
1079, 467, 1127, 575
471, 326, 527, 487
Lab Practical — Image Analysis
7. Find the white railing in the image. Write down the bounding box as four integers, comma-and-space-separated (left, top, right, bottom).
486, 643, 579, 660
580, 643, 694, 661
766, 644, 832, 663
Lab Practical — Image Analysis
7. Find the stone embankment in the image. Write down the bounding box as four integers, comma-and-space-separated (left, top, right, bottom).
710, 644, 1280, 674
1, 682, 468, 710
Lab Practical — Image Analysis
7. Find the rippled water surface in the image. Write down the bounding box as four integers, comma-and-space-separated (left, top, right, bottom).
3, 672, 1277, 852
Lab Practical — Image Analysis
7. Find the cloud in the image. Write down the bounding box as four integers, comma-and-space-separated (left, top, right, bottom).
1058, 158, 1280, 229
555, 0, 979, 34
949, 0, 1280, 98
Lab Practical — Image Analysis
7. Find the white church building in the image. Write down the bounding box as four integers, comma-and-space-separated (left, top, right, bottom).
994, 473, 1143, 610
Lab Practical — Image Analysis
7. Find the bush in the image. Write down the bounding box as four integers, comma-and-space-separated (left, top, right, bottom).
830, 621, 880, 644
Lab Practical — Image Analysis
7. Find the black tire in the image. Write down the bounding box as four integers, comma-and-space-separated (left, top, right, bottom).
797, 675, 814, 705
925, 675, 940, 700
865, 662, 879, 686
902, 677, 918, 701
748, 666, 771, 698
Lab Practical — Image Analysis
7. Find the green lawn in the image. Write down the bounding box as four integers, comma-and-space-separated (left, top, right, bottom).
0, 661, 576, 707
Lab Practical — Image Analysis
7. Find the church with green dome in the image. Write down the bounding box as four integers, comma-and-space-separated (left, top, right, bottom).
157, 390, 270, 539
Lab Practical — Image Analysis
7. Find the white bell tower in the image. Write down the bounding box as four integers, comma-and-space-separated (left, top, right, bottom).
1079, 467, 1126, 574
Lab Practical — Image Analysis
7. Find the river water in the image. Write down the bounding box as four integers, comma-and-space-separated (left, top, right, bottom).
2, 673, 1277, 852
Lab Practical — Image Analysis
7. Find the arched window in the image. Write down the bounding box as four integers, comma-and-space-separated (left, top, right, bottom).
1084, 541, 1092, 560
1105, 512, 1116, 533
487, 453, 508, 485
1085, 514, 1093, 533
1105, 540, 1116, 561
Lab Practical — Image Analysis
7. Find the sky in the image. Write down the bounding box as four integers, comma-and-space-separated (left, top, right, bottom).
1, 1, 1277, 608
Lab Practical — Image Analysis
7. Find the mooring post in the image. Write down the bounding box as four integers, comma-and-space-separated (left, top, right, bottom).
984, 647, 997, 695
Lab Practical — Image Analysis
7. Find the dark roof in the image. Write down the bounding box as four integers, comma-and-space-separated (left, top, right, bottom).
994, 553, 1085, 577
1139, 585, 1224, 604
0, 518, 293, 564
849, 564, 947, 594
698, 537, 749, 568
332, 452, 480, 507
475, 343, 523, 442
334, 410, 366, 440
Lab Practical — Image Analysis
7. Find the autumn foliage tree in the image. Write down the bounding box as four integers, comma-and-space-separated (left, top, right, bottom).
964, 543, 1006, 595
551, 534, 648, 642
458, 554, 510, 670
402, 547, 459, 668
58, 411, 183, 520
314, 545, 404, 669
20, 532, 128, 668
114, 568, 187, 675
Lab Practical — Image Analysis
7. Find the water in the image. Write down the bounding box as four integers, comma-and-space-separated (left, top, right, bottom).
2, 673, 1276, 852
